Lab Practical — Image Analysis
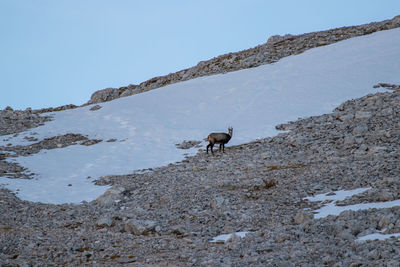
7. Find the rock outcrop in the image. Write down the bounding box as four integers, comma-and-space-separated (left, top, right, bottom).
0, 108, 52, 136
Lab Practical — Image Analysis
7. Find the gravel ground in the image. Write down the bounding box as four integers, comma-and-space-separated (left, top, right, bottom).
1, 86, 400, 266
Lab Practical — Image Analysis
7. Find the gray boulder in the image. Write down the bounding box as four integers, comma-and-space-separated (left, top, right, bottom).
88, 88, 120, 104
124, 219, 157, 235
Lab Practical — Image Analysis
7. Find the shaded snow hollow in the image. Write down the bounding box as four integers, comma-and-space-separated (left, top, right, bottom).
1, 28, 400, 204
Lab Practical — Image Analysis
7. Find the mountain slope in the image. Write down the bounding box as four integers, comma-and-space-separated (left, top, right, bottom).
1, 27, 400, 204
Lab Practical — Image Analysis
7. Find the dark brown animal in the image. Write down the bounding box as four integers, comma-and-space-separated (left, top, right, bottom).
206, 127, 233, 155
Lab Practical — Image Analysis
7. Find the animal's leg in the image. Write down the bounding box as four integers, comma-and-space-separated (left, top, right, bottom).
219, 144, 222, 151
206, 143, 210, 154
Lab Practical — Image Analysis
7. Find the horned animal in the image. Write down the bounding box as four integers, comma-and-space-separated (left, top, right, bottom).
206, 127, 233, 155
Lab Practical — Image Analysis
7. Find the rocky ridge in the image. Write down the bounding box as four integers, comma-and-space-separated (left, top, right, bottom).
88, 15, 400, 104
1, 84, 400, 266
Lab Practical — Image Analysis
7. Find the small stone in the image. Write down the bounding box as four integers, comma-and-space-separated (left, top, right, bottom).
338, 230, 354, 241
96, 216, 114, 227
367, 249, 378, 260
387, 260, 400, 267
352, 124, 369, 135
378, 215, 392, 230
124, 219, 157, 235
210, 197, 229, 210
354, 111, 372, 119
226, 233, 242, 243
343, 135, 356, 145
94, 186, 125, 207
368, 146, 387, 154
171, 226, 186, 236
322, 255, 334, 264
338, 114, 353, 121
378, 191, 393, 201
176, 140, 202, 149
90, 105, 102, 111
293, 211, 313, 224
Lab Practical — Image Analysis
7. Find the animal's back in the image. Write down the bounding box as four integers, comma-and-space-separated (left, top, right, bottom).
208, 132, 231, 144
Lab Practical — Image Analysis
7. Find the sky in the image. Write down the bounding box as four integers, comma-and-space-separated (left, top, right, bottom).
1, 0, 400, 110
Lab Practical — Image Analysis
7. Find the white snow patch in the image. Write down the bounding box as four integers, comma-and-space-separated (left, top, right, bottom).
1, 28, 400, 204
305, 188, 400, 219
356, 232, 400, 242
210, 231, 250, 243
304, 188, 370, 203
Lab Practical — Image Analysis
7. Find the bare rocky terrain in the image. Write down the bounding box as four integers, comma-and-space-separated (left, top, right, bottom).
1, 16, 400, 266
1, 85, 400, 266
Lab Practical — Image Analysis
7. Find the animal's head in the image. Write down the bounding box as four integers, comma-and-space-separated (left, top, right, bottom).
228, 127, 233, 136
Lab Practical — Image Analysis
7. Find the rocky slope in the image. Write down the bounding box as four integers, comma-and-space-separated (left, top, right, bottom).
1, 84, 400, 266
88, 16, 400, 104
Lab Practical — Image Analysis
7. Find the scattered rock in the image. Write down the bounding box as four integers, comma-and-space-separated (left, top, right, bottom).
89, 105, 102, 111
210, 196, 229, 210
374, 83, 400, 91
175, 140, 202, 149
124, 219, 157, 235
80, 139, 102, 146
293, 210, 314, 224
378, 215, 393, 230
96, 216, 114, 227
94, 186, 125, 207
354, 111, 372, 119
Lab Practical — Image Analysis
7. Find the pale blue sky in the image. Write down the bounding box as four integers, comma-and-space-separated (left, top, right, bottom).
1, 1, 399, 110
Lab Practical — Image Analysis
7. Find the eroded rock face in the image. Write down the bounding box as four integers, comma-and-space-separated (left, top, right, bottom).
87, 15, 400, 104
